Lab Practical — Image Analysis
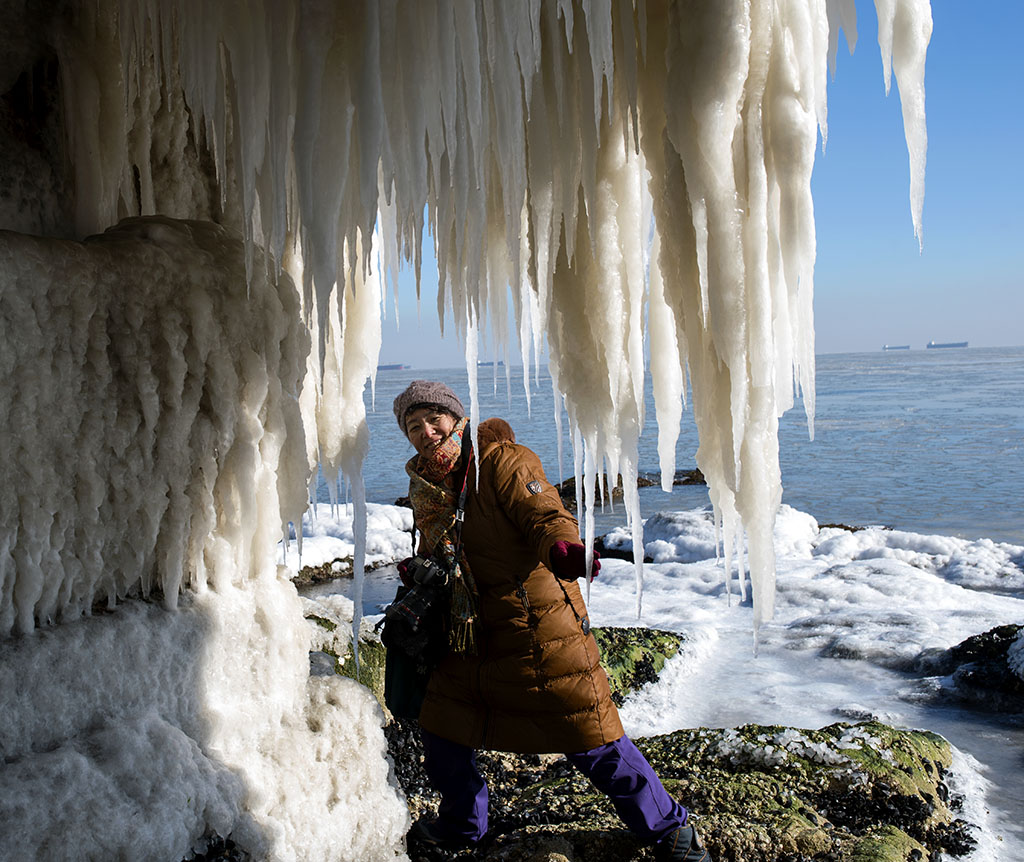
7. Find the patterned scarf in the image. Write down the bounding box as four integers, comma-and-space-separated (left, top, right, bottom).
406, 417, 479, 654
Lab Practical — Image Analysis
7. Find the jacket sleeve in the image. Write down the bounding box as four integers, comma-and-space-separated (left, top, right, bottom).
490, 443, 581, 568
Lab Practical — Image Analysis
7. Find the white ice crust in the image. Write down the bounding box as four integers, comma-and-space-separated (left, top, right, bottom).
0, 222, 408, 859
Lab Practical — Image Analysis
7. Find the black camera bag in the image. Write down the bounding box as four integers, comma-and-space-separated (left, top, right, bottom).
381, 579, 449, 719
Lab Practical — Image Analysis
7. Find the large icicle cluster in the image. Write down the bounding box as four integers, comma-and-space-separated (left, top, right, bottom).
31, 0, 931, 627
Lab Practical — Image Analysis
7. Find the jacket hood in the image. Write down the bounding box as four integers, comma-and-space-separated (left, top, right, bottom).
476, 417, 515, 454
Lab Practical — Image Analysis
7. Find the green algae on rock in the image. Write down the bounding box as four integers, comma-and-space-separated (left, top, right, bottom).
307, 612, 388, 698
387, 721, 975, 862
336, 637, 387, 701
637, 722, 974, 862
307, 620, 685, 716
590, 626, 684, 705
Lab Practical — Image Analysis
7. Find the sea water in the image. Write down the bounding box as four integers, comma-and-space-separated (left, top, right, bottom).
332, 345, 1024, 547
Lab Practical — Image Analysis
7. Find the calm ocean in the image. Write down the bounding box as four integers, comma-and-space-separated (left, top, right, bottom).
339, 346, 1024, 547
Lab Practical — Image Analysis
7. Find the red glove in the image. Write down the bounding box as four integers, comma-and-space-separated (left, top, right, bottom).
549, 541, 601, 581
396, 557, 415, 587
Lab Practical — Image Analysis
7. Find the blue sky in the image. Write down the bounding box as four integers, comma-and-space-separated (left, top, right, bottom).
378, 2, 1023, 366
812, 1, 1023, 354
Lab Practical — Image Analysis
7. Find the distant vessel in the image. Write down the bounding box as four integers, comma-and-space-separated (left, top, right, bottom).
883, 344, 910, 351
926, 341, 968, 349
376, 363, 408, 370
477, 360, 505, 367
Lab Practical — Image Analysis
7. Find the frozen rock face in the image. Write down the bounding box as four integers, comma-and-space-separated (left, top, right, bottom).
0, 216, 310, 633
0, 218, 409, 860
0, 582, 411, 861
0, 1, 69, 238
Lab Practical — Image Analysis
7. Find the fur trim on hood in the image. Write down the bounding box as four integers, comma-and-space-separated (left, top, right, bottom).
476, 417, 515, 453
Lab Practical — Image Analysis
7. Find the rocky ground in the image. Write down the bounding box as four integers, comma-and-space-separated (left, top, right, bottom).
915, 623, 1024, 713
187, 589, 1022, 861
385, 716, 975, 862
552, 470, 705, 515
322, 627, 983, 862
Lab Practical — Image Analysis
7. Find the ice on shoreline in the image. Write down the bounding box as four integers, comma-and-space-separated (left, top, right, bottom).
292, 501, 1023, 681
3, 501, 1018, 860
291, 499, 1024, 859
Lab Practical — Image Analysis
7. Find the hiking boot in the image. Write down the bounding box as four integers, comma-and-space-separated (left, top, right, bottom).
408, 818, 480, 851
654, 823, 712, 862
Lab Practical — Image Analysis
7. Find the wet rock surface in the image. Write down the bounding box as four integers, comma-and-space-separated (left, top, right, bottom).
590, 627, 683, 705
915, 623, 1024, 713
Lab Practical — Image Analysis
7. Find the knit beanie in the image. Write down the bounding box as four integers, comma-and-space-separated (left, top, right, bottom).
393, 380, 466, 436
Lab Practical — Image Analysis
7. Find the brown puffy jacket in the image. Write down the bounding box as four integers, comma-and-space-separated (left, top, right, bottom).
416, 417, 624, 754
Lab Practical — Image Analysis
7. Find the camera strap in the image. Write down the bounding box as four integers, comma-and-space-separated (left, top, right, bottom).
449, 428, 474, 563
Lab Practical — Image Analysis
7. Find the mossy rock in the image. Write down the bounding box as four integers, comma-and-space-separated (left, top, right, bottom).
386, 720, 972, 862
847, 824, 927, 862
634, 722, 972, 862
306, 614, 389, 704
336, 638, 387, 700
590, 626, 684, 705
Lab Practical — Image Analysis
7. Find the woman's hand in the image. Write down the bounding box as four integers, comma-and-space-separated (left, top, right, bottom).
549, 541, 601, 581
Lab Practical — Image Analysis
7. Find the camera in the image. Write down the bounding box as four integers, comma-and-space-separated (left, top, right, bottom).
405, 554, 449, 588
384, 582, 437, 633
382, 555, 451, 636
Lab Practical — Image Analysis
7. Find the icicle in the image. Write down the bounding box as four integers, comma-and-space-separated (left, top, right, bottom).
572, 422, 584, 532
826, 0, 859, 81
553, 386, 566, 486
885, 0, 932, 249
581, 433, 597, 606
648, 231, 684, 492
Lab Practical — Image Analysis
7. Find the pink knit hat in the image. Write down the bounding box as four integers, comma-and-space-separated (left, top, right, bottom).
393, 380, 466, 436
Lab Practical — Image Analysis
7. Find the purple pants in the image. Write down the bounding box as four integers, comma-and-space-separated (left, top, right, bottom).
420, 730, 687, 843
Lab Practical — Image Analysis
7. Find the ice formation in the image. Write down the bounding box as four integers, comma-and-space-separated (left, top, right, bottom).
5, 0, 933, 630
0, 0, 932, 858
0, 220, 408, 858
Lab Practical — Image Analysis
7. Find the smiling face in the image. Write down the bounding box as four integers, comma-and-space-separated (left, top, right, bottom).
405, 406, 457, 457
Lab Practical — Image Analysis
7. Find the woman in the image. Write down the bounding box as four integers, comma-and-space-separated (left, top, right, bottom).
391, 380, 711, 862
